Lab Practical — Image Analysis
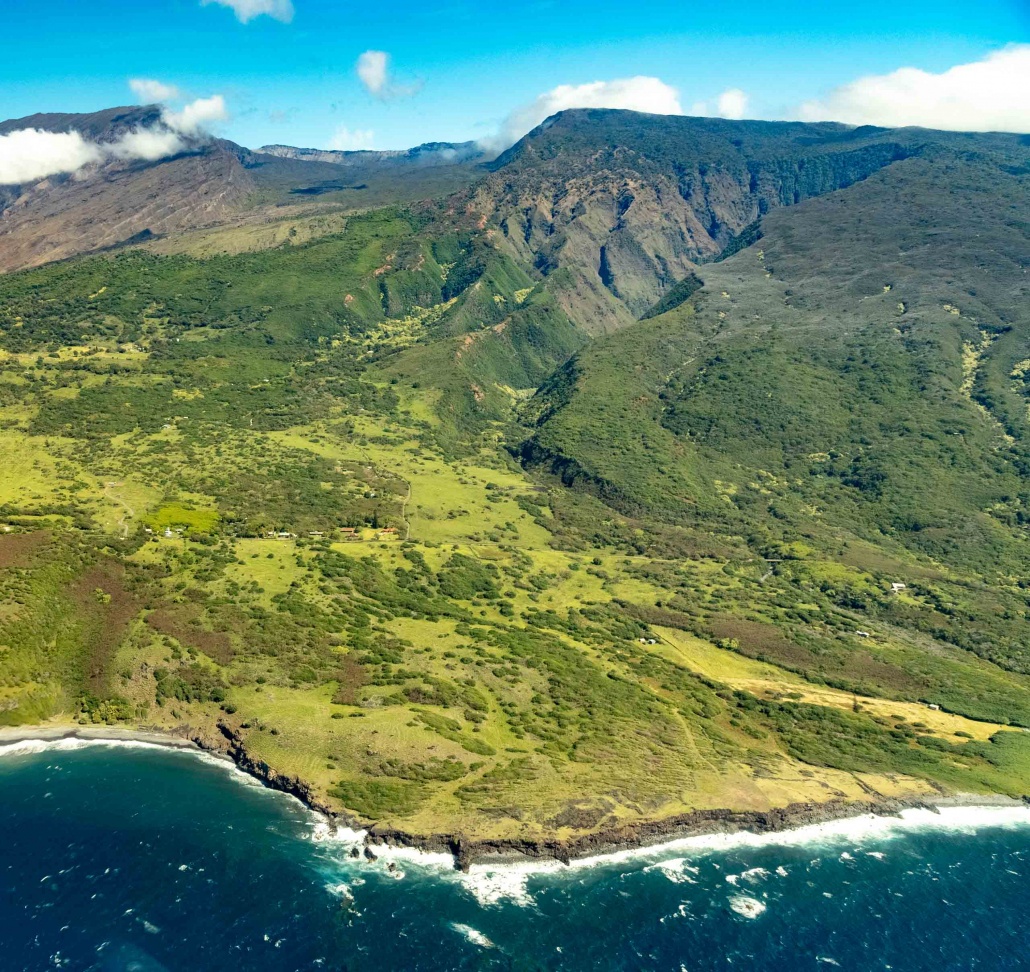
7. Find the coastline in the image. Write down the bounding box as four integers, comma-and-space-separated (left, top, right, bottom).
0, 724, 202, 751
2, 722, 1027, 872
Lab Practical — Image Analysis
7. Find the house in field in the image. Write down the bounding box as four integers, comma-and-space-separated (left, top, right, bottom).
891, 582, 907, 593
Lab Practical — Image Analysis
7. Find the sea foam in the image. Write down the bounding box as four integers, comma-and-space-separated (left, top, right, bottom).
10, 734, 1030, 910
449, 923, 496, 949
402, 805, 1030, 906
0, 734, 261, 787
727, 895, 766, 919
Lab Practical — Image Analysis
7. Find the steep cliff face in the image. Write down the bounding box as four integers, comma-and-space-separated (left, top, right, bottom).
470, 110, 964, 329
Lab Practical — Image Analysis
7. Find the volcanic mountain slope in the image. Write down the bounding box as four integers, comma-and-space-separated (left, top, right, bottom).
471, 109, 1028, 333
0, 107, 486, 273
0, 104, 167, 140
259, 139, 487, 168
0, 106, 257, 272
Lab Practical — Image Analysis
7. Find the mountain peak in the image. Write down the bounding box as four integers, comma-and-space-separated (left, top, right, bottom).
0, 104, 164, 140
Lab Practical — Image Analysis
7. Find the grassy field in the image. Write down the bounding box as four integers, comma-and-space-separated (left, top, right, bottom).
3, 362, 1028, 837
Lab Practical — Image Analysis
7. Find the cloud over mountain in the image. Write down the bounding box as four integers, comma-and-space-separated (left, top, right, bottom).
689, 88, 750, 120
0, 95, 229, 186
489, 76, 683, 149
0, 129, 103, 185
798, 45, 1030, 133
163, 95, 228, 135
357, 51, 389, 98
328, 126, 376, 151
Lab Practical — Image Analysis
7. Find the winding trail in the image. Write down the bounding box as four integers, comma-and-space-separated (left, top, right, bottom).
400, 477, 412, 540
102, 482, 135, 539
357, 450, 413, 541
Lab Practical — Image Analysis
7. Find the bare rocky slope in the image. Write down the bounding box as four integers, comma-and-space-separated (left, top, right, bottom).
469, 109, 1025, 332
0, 106, 256, 272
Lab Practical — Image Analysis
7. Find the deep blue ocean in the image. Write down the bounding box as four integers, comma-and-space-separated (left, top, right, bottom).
2, 740, 1030, 971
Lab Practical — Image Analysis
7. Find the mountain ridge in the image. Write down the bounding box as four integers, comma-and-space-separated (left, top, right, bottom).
258, 139, 488, 167
472, 108, 1028, 329
0, 106, 488, 272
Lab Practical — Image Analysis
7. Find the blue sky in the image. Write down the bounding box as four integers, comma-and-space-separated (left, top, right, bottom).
1, 0, 1028, 149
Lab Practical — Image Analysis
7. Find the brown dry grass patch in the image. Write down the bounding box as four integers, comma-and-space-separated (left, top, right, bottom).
0, 530, 49, 569
707, 616, 927, 694
70, 563, 139, 694
146, 605, 233, 665
331, 655, 366, 705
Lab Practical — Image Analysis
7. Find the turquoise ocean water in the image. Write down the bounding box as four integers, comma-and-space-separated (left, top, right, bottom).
1, 739, 1029, 971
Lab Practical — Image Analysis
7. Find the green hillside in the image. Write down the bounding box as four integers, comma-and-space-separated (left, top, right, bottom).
2, 112, 1030, 847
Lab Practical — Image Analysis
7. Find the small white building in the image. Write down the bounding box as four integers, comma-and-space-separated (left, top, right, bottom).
891, 582, 907, 593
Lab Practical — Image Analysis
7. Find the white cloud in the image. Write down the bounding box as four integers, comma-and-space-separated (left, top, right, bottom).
688, 88, 750, 120
798, 45, 1030, 133
200, 0, 294, 24
0, 95, 229, 185
0, 129, 103, 185
356, 50, 422, 101
716, 88, 749, 120
489, 76, 683, 150
129, 78, 181, 103
328, 126, 376, 151
163, 95, 228, 135
107, 127, 189, 162
357, 51, 389, 98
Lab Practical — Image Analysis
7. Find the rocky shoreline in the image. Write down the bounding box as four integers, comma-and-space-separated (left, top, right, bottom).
3, 722, 1026, 872
365, 797, 940, 872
